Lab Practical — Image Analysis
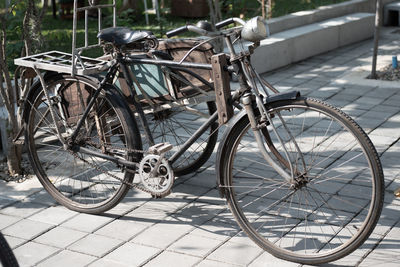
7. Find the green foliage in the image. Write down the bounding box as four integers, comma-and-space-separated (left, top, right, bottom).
3, 3, 26, 74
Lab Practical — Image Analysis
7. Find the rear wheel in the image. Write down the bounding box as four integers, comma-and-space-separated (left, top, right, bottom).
25, 74, 141, 214
218, 97, 384, 264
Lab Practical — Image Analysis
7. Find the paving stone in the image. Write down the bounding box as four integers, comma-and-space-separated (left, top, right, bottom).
144, 251, 201, 267
249, 252, 300, 267
13, 241, 59, 267
131, 220, 193, 249
0, 195, 17, 209
23, 190, 57, 206
3, 234, 27, 249
359, 222, 400, 267
190, 217, 240, 241
103, 242, 160, 266
0, 213, 21, 230
68, 234, 124, 257
88, 258, 128, 267
0, 178, 43, 202
28, 206, 78, 225
94, 219, 148, 241
171, 182, 212, 201
196, 259, 242, 267
168, 233, 223, 257
0, 200, 48, 218
2, 218, 54, 240
123, 203, 171, 226
37, 250, 97, 267
34, 226, 87, 248
60, 213, 114, 233
207, 240, 263, 265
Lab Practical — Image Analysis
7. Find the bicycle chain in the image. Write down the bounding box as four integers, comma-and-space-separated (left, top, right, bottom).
67, 141, 170, 197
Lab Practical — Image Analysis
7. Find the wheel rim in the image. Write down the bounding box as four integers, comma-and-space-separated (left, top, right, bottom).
225, 100, 382, 263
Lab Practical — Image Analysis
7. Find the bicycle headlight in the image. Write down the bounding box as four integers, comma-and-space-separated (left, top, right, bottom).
241, 16, 269, 42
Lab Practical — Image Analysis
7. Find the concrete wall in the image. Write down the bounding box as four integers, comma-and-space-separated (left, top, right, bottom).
252, 13, 375, 73
268, 0, 397, 34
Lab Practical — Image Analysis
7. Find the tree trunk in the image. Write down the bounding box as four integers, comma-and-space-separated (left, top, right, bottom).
0, 0, 48, 176
207, 0, 223, 52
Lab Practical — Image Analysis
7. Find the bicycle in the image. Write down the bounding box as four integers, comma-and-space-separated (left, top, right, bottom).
15, 11, 384, 265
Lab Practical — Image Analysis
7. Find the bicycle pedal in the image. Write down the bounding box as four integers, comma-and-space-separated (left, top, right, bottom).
148, 143, 173, 155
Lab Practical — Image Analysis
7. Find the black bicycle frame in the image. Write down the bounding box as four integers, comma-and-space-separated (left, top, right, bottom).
68, 53, 220, 169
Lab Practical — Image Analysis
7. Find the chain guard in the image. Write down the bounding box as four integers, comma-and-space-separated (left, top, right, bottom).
139, 154, 174, 197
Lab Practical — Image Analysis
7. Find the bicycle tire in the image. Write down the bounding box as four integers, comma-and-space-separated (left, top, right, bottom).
143, 101, 218, 176
25, 74, 142, 214
0, 232, 19, 267
217, 97, 384, 264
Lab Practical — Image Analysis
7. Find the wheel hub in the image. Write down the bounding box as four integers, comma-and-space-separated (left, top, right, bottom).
292, 174, 309, 190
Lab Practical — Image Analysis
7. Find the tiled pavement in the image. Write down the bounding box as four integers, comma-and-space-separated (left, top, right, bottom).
1, 28, 400, 266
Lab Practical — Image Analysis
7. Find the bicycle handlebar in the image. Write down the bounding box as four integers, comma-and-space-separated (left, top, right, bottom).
215, 17, 246, 29
166, 17, 246, 38
166, 25, 189, 38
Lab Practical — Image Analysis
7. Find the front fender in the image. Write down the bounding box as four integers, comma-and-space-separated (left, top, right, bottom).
215, 90, 300, 198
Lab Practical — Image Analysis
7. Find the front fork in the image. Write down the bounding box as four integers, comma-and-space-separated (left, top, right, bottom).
241, 93, 293, 183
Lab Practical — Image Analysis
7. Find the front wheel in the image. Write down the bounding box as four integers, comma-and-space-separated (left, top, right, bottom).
218, 97, 384, 265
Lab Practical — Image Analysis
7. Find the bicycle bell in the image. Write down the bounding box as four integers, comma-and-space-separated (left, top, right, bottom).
196, 21, 213, 32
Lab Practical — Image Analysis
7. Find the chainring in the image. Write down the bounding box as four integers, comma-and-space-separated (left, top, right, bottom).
138, 154, 174, 196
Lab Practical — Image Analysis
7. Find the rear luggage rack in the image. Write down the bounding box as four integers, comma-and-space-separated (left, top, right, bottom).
14, 51, 108, 75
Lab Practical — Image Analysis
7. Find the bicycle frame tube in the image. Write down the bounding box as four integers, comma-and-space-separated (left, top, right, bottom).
168, 110, 219, 164
70, 65, 119, 142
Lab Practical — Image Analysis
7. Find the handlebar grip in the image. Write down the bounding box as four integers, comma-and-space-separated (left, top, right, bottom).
215, 18, 235, 29
166, 25, 188, 38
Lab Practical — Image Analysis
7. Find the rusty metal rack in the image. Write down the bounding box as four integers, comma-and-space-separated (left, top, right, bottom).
14, 51, 108, 75
14, 0, 116, 76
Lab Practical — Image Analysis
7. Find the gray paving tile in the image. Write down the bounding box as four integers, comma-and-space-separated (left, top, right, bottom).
0, 213, 21, 230
0, 195, 17, 209
2, 218, 54, 240
60, 213, 114, 233
131, 220, 193, 249
144, 251, 201, 267
0, 178, 43, 202
94, 219, 148, 241
206, 240, 263, 266
359, 222, 400, 267
0, 200, 48, 218
3, 234, 27, 249
34, 226, 87, 248
68, 233, 124, 257
249, 252, 300, 267
88, 258, 129, 267
190, 217, 240, 241
102, 242, 160, 266
13, 241, 59, 267
196, 259, 242, 267
37, 250, 97, 267
168, 233, 223, 257
28, 205, 78, 225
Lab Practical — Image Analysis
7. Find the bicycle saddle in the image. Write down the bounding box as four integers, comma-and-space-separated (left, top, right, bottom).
97, 27, 154, 46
